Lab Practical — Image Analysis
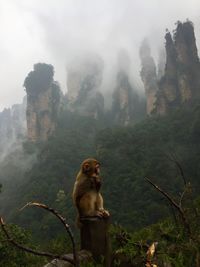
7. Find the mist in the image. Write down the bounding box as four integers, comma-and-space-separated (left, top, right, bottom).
1, 0, 200, 111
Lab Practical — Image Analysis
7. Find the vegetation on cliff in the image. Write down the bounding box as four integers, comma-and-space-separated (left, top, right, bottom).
24, 63, 54, 95
1, 102, 200, 265
0, 98, 200, 248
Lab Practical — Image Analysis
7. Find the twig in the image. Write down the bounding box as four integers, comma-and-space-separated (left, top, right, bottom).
146, 178, 181, 212
168, 203, 178, 226
146, 178, 192, 238
20, 202, 79, 267
164, 153, 187, 185
179, 188, 187, 207
0, 217, 74, 264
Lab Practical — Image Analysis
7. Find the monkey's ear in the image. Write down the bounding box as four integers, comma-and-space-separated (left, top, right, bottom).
82, 163, 90, 173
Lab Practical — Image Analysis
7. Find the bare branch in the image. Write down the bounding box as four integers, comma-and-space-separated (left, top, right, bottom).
164, 153, 187, 185
0, 217, 74, 264
146, 178, 192, 238
146, 178, 181, 211
19, 202, 79, 267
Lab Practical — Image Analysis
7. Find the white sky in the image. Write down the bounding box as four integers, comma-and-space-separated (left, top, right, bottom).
0, 0, 200, 111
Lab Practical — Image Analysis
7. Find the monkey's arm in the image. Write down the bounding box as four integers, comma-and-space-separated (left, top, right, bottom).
96, 193, 110, 217
79, 192, 103, 217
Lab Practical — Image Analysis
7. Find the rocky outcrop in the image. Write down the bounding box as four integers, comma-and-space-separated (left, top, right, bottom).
24, 63, 61, 142
155, 21, 200, 114
140, 39, 158, 115
112, 71, 137, 125
155, 31, 178, 114
67, 54, 104, 119
112, 50, 139, 125
43, 250, 92, 267
157, 48, 166, 80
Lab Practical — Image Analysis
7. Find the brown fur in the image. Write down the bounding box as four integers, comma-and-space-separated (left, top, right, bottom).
72, 158, 109, 227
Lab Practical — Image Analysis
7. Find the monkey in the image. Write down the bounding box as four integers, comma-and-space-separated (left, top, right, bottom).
72, 158, 109, 227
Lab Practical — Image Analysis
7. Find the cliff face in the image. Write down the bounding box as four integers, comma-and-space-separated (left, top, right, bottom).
67, 54, 104, 119
112, 71, 137, 125
0, 98, 26, 159
155, 32, 178, 114
112, 50, 140, 125
157, 48, 166, 80
140, 39, 158, 115
24, 63, 61, 142
155, 21, 200, 114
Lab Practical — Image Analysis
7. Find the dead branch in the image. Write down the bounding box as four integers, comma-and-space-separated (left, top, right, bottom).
146, 242, 158, 267
0, 217, 74, 265
164, 152, 187, 185
20, 202, 79, 267
146, 178, 192, 238
146, 178, 181, 212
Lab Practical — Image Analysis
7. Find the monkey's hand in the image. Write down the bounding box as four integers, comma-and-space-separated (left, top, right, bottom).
95, 210, 105, 218
98, 208, 110, 217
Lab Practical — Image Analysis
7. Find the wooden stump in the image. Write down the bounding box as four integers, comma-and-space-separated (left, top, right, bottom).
80, 216, 111, 267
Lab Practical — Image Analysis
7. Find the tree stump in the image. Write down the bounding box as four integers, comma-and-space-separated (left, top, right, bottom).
80, 216, 111, 267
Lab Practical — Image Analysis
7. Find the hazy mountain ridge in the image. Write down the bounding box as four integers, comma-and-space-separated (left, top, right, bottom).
0, 21, 199, 146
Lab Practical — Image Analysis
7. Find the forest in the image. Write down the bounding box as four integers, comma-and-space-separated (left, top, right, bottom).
0, 101, 200, 266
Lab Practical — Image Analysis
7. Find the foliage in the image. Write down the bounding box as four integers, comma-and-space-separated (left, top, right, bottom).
110, 184, 200, 267
24, 63, 54, 95
0, 101, 200, 265
0, 223, 46, 267
1, 104, 200, 231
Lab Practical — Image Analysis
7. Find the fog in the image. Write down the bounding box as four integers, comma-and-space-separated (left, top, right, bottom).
0, 0, 200, 111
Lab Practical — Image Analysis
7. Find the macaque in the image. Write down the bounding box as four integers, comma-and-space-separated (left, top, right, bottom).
72, 158, 109, 226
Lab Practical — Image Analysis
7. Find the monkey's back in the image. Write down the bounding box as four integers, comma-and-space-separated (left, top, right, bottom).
72, 173, 95, 206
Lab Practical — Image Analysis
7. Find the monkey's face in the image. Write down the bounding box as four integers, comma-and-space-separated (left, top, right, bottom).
81, 158, 100, 178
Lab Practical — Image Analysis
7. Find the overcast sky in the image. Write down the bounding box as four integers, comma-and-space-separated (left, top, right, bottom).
0, 0, 200, 111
